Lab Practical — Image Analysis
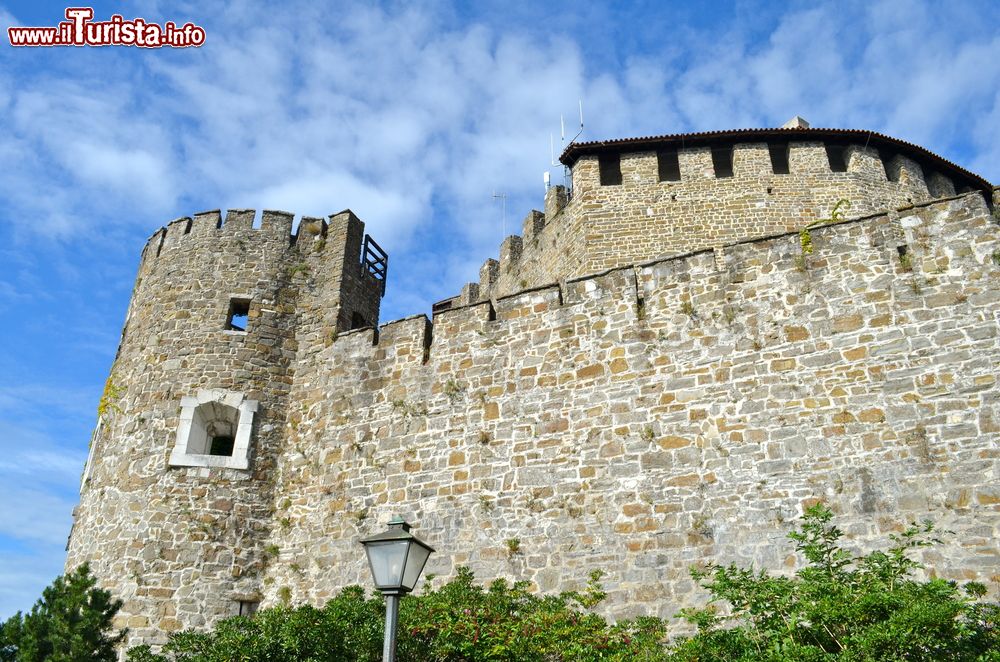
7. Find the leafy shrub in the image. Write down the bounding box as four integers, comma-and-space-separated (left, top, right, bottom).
127, 569, 664, 661
671, 504, 1000, 661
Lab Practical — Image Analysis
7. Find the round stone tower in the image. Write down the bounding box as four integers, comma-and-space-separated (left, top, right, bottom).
65, 208, 386, 648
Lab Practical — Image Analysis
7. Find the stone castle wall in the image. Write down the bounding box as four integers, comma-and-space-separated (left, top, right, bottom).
260, 192, 1000, 627
465, 140, 960, 305
67, 184, 1000, 649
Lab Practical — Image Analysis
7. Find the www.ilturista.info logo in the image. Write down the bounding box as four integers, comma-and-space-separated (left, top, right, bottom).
8, 7, 206, 48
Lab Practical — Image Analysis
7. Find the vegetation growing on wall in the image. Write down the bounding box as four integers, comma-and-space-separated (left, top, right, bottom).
7, 507, 998, 660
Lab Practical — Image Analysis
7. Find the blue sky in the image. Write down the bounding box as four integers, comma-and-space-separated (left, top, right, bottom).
0, 0, 997, 619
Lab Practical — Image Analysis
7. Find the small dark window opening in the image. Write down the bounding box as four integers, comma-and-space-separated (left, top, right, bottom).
711, 146, 733, 178
826, 144, 848, 172
154, 229, 166, 258
598, 153, 622, 186
879, 150, 898, 182
209, 435, 235, 456
350, 312, 367, 330
657, 148, 681, 181
768, 144, 790, 174
183, 218, 193, 234
238, 600, 260, 617
226, 299, 250, 332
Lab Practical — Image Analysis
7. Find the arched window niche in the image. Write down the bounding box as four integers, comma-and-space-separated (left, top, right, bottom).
168, 390, 258, 470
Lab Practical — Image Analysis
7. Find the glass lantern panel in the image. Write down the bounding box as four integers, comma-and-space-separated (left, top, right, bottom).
401, 543, 432, 591
365, 540, 409, 589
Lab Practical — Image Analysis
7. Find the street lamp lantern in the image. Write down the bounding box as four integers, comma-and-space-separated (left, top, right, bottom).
360, 516, 435, 661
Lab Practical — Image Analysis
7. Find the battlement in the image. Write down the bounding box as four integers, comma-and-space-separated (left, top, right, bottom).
454, 127, 992, 304
358, 191, 993, 371
141, 208, 385, 265
133, 208, 387, 331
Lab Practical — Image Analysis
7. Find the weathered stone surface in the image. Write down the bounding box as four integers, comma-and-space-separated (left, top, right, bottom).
67, 146, 998, 653
463, 136, 965, 304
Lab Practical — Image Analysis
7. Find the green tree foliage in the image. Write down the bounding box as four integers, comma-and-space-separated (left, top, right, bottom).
0, 563, 125, 662
672, 504, 999, 661
126, 586, 384, 662
127, 570, 664, 662
128, 505, 999, 661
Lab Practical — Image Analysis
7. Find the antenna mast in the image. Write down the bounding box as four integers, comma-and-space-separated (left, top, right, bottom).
547, 101, 586, 189
569, 100, 584, 145
492, 190, 507, 238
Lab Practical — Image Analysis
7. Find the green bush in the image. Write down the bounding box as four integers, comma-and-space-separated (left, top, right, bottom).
0, 563, 125, 662
671, 504, 1000, 661
130, 505, 999, 661
127, 569, 664, 662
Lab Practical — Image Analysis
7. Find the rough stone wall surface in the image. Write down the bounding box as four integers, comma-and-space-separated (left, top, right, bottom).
480, 141, 944, 301
68, 189, 1000, 652
263, 193, 999, 624
65, 209, 383, 650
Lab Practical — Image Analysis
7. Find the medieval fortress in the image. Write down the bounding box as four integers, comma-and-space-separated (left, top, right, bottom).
66, 119, 999, 649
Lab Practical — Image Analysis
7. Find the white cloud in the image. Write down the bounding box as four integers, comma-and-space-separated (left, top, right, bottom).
0, 449, 83, 478
0, 385, 96, 421
2, 1, 995, 275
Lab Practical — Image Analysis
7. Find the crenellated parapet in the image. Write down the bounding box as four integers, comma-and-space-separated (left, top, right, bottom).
330, 191, 996, 377
452, 125, 992, 306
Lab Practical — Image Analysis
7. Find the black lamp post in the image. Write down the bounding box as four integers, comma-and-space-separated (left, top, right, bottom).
360, 516, 435, 662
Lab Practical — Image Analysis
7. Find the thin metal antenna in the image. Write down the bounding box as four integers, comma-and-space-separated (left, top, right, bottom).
492, 190, 507, 237
568, 99, 584, 145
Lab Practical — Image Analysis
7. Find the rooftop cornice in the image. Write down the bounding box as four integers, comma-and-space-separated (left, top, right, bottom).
559, 127, 992, 193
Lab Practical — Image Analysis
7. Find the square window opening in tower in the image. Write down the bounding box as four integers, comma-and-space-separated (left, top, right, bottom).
769, 143, 790, 174
598, 153, 622, 186
209, 435, 235, 456
238, 600, 260, 617
711, 146, 733, 178
826, 144, 848, 172
226, 298, 250, 332
657, 148, 681, 181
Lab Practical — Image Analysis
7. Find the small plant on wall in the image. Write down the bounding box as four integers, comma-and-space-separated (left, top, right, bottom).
798, 198, 851, 268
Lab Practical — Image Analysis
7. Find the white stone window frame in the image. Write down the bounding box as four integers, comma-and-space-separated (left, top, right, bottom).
168, 389, 258, 470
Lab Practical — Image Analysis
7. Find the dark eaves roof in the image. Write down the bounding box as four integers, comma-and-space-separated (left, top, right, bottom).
559, 127, 992, 193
